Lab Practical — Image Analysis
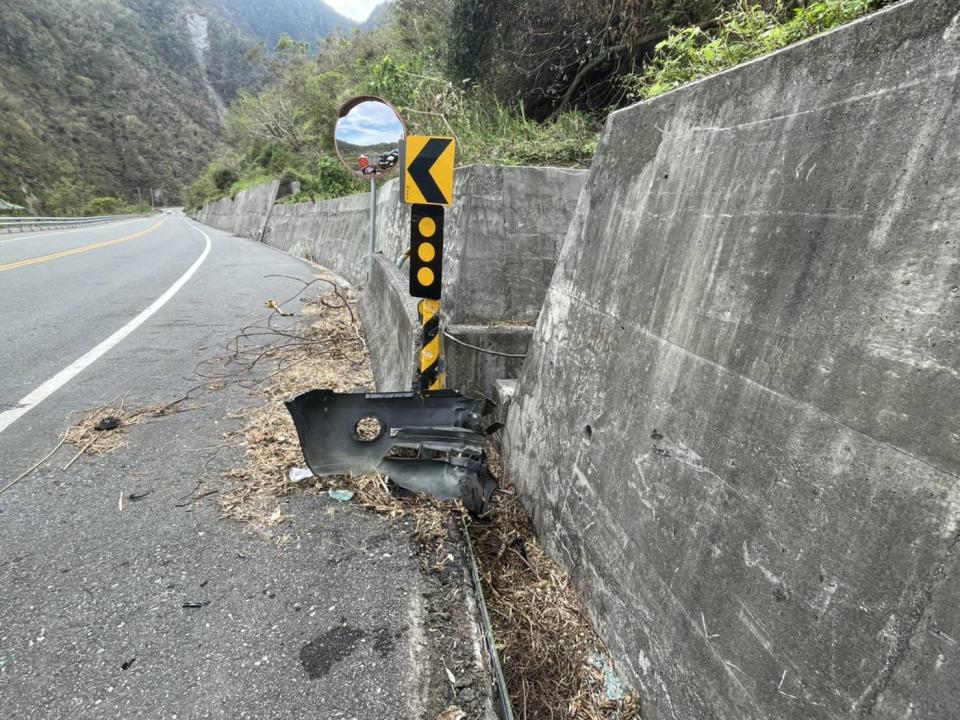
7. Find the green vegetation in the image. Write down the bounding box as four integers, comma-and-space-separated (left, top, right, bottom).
42, 177, 150, 216
189, 0, 890, 211
0, 0, 891, 214
212, 0, 355, 47
626, 0, 886, 100
186, 1, 603, 210
0, 0, 264, 211
82, 196, 150, 216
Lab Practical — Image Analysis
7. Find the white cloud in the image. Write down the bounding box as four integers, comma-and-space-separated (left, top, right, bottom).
327, 0, 383, 23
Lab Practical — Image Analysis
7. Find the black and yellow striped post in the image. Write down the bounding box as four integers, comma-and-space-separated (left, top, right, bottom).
417, 298, 445, 391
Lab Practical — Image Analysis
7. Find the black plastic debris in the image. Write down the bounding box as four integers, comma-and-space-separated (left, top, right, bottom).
285, 390, 498, 515
94, 416, 121, 431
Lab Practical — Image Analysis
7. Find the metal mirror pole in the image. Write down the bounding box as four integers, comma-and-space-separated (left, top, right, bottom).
368, 177, 377, 279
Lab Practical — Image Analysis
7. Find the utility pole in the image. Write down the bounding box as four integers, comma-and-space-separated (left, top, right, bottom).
136, 187, 142, 206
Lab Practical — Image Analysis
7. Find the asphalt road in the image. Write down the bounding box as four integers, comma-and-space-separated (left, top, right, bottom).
0, 215, 433, 718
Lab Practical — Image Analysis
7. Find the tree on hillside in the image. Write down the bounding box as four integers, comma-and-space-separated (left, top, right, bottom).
448, 0, 726, 119
44, 178, 96, 216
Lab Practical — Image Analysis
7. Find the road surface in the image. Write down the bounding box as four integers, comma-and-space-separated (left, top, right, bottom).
0, 214, 430, 718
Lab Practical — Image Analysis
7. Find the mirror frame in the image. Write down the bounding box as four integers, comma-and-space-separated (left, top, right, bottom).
334, 96, 407, 182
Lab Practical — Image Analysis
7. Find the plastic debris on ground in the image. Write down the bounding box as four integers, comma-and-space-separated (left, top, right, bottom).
327, 488, 354, 502
287, 467, 314, 483
588, 652, 625, 701
95, 416, 121, 431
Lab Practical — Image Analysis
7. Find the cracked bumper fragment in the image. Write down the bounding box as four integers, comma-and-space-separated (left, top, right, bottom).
285, 390, 497, 515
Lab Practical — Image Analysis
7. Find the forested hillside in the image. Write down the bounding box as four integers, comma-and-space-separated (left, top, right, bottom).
186, 0, 891, 211
0, 0, 892, 214
0, 0, 360, 212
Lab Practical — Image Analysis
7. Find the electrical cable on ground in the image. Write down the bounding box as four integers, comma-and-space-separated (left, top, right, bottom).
442, 330, 528, 359
461, 517, 516, 720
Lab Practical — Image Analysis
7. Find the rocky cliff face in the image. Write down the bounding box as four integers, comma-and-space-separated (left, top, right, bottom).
185, 11, 228, 122
0, 0, 257, 207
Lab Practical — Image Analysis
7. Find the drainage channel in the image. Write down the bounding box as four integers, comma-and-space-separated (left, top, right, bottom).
462, 517, 515, 720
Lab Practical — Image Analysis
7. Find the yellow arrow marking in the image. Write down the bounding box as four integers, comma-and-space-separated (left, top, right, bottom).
0, 219, 166, 274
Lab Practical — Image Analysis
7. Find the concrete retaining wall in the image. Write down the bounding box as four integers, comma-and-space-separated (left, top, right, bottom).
263, 181, 408, 288
444, 165, 585, 325
358, 255, 421, 392
195, 165, 585, 395
504, 2, 960, 718
195, 180, 280, 240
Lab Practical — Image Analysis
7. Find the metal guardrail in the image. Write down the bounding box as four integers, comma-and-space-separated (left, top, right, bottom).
0, 215, 127, 233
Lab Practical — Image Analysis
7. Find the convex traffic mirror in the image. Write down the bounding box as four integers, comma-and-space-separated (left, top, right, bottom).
334, 96, 406, 181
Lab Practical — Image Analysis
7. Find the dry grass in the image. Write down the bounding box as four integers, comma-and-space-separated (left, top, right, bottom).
220, 282, 639, 718
471, 454, 641, 719
217, 282, 459, 557
64, 393, 201, 465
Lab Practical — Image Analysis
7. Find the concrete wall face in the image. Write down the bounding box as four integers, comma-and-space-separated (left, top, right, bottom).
504, 2, 960, 719
444, 166, 586, 325
358, 256, 420, 392
195, 180, 280, 239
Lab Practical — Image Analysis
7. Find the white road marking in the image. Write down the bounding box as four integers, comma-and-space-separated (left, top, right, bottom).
0, 217, 144, 245
0, 221, 212, 435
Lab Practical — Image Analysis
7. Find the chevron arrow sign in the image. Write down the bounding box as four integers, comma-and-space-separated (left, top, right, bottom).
402, 136, 456, 207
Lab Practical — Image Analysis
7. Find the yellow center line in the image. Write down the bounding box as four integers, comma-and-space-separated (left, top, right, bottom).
0, 218, 167, 273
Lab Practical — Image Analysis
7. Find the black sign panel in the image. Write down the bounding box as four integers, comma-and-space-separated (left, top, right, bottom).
409, 204, 444, 300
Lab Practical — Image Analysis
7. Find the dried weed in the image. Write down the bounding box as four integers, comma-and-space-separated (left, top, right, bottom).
471, 451, 641, 719
218, 284, 458, 554
64, 393, 200, 462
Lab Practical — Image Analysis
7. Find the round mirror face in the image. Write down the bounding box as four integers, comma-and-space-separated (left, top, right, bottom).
334, 97, 405, 181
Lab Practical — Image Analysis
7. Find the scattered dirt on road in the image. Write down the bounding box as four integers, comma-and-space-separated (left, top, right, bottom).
216, 280, 456, 550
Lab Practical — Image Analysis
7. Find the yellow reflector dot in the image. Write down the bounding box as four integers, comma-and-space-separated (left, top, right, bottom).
417, 267, 435, 286
417, 243, 436, 262
418, 216, 437, 238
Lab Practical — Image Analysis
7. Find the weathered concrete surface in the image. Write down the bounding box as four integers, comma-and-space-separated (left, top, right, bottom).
196, 166, 584, 394
359, 255, 421, 391
195, 180, 280, 240
444, 166, 585, 324
444, 323, 531, 398
440, 166, 584, 397
504, 2, 960, 719
264, 182, 409, 288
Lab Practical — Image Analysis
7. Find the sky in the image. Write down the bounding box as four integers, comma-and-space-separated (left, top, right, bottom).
327, 0, 382, 22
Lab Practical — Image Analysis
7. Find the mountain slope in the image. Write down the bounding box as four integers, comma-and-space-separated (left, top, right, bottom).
361, 3, 391, 31
213, 0, 356, 47
0, 0, 264, 208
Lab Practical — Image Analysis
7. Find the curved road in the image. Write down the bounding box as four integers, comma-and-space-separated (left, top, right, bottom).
0, 215, 421, 718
